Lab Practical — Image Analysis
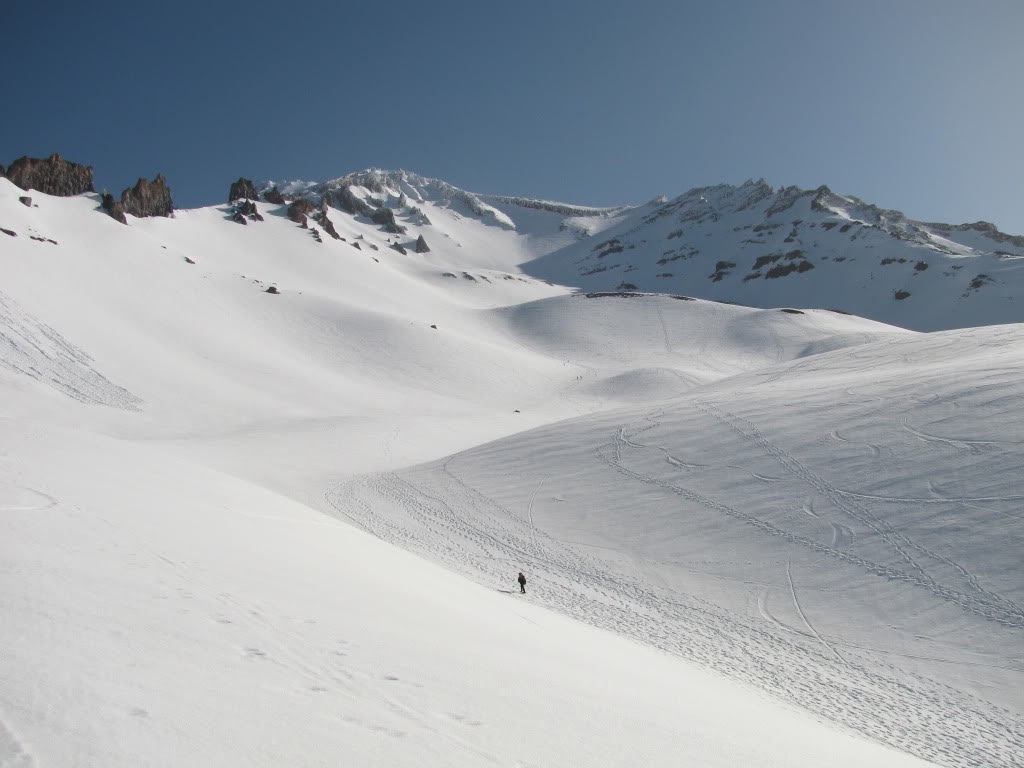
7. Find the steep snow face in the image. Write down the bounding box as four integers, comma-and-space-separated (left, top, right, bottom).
333, 320, 1024, 768
523, 180, 1024, 331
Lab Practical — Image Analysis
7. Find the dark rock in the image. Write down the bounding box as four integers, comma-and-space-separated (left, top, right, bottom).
390, 243, 408, 255
311, 229, 322, 242
351, 241, 361, 250
263, 186, 286, 205
315, 211, 341, 239
5, 153, 94, 196
430, 324, 437, 329
265, 286, 279, 294
184, 256, 195, 264
232, 211, 248, 225
287, 198, 315, 226
121, 175, 174, 218
238, 199, 258, 216
333, 185, 374, 216
1, 228, 16, 237
18, 196, 32, 207
415, 234, 430, 253
101, 192, 127, 224
228, 177, 258, 202
372, 207, 407, 234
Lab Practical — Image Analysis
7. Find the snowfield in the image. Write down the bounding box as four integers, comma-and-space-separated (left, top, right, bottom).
1, 173, 1021, 767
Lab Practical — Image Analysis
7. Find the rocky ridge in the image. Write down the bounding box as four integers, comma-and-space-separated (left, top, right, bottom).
4, 153, 94, 196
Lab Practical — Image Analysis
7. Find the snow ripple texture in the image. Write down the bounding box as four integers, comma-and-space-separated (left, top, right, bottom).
0, 291, 142, 410
328, 394, 1024, 768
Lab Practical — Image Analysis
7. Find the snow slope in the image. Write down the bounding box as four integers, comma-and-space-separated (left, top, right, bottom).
264, 169, 1024, 331
1, 171, 1020, 767
522, 180, 1024, 331
333, 317, 1024, 768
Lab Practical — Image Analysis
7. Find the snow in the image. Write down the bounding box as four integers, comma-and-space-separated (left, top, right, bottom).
0, 174, 1020, 767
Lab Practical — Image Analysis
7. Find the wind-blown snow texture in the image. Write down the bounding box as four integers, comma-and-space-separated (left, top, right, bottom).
1, 170, 1021, 768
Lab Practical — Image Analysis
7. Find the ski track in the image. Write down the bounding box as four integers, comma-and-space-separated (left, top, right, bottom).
525, 477, 546, 556
0, 291, 142, 411
787, 561, 847, 666
326, 425, 1024, 768
0, 717, 33, 768
693, 401, 1024, 629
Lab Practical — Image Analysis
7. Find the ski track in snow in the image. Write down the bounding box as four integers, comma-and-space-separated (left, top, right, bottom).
694, 401, 1024, 629
0, 718, 32, 768
787, 561, 847, 666
327, 403, 1024, 768
0, 291, 142, 411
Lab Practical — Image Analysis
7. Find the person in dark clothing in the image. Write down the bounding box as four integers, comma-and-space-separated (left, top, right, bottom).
517, 572, 527, 594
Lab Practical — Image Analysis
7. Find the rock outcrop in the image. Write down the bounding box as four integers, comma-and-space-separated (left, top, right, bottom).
228, 177, 258, 202
101, 193, 128, 224
19, 196, 32, 207
121, 175, 174, 218
415, 234, 430, 253
371, 207, 407, 234
332, 185, 373, 216
315, 211, 341, 239
287, 199, 315, 227
5, 153, 94, 196
238, 199, 263, 221
263, 186, 286, 205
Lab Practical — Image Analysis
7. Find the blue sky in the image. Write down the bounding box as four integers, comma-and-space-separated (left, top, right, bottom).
3, 0, 1022, 232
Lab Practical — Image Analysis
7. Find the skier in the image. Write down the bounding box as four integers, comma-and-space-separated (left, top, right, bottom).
517, 571, 527, 594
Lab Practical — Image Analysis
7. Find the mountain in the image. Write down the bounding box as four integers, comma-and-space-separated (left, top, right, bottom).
1, 165, 1021, 768
264, 170, 1024, 331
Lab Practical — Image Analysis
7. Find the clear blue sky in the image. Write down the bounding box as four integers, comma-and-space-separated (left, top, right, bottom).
3, 0, 1022, 232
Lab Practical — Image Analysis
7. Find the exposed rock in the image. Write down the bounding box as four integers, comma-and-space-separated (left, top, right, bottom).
287, 198, 315, 227
228, 177, 258, 202
315, 211, 341, 239
415, 234, 430, 253
265, 286, 279, 294
263, 186, 286, 205
1, 228, 16, 237
311, 228, 322, 243
121, 175, 174, 218
19, 196, 32, 207
372, 207, 407, 234
390, 243, 408, 255
334, 185, 373, 216
5, 153, 94, 196
232, 211, 248, 225
101, 193, 127, 224
233, 199, 264, 222
184, 256, 195, 264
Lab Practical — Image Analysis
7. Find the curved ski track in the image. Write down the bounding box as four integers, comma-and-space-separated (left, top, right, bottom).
327, 404, 1024, 768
